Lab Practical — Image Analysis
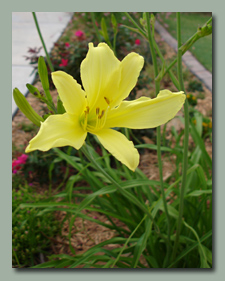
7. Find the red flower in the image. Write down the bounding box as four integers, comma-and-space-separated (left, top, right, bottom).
59, 59, 68, 67
65, 42, 70, 47
18, 154, 28, 164
135, 39, 141, 45
12, 154, 28, 173
75, 30, 84, 37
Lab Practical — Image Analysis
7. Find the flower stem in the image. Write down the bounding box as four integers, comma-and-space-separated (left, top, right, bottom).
145, 12, 171, 267
172, 12, 189, 263
32, 12, 54, 72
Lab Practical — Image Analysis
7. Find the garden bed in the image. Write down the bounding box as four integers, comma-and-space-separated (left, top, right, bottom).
12, 12, 212, 268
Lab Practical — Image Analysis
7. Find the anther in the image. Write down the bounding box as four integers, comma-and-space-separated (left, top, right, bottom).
104, 97, 110, 105
96, 107, 100, 115
99, 110, 105, 119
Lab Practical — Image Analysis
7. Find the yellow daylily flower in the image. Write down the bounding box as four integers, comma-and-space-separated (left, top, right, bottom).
25, 42, 186, 171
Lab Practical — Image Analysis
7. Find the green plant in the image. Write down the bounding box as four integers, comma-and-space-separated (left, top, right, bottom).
186, 93, 198, 106
18, 122, 37, 133
12, 183, 59, 267
188, 80, 204, 92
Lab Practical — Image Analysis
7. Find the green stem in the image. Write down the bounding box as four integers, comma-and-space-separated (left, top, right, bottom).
32, 12, 54, 72
153, 41, 179, 89
172, 12, 189, 262
145, 12, 171, 267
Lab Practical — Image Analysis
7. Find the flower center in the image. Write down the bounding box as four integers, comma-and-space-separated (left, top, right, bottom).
80, 96, 111, 133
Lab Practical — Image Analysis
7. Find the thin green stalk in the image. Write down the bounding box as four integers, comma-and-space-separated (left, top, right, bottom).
32, 12, 54, 72
90, 12, 102, 43
145, 12, 171, 267
172, 12, 189, 263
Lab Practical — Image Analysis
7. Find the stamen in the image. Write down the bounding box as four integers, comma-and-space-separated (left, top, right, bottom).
96, 107, 100, 115
99, 110, 105, 119
104, 97, 110, 105
81, 106, 90, 131
100, 106, 109, 129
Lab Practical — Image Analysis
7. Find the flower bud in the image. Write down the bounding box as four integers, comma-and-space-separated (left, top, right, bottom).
26, 83, 41, 98
111, 13, 118, 34
13, 88, 44, 127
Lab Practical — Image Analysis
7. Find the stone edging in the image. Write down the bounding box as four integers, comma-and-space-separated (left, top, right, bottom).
154, 21, 212, 92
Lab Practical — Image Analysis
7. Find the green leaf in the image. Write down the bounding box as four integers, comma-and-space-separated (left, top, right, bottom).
190, 122, 212, 168
57, 96, 66, 114
167, 230, 212, 268
131, 217, 153, 268
159, 204, 179, 219
186, 190, 212, 197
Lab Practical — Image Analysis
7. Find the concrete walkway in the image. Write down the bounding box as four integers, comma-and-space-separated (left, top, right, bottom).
12, 12, 73, 117
154, 21, 212, 92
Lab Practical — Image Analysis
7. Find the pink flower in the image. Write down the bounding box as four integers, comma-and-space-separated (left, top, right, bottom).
12, 154, 28, 173
135, 39, 141, 45
75, 30, 84, 37
12, 160, 22, 173
18, 154, 28, 164
59, 59, 68, 67
65, 42, 70, 47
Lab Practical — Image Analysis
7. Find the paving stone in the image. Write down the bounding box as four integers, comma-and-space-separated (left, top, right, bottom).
154, 21, 212, 92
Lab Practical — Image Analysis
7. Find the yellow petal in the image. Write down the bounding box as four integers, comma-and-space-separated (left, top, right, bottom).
51, 71, 86, 115
80, 43, 120, 108
104, 90, 186, 129
95, 129, 139, 171
25, 113, 87, 153
110, 52, 144, 108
